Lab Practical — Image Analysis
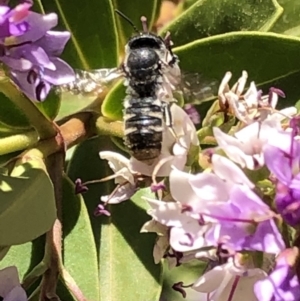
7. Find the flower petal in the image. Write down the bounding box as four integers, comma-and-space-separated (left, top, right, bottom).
0, 266, 20, 298
264, 144, 292, 184
43, 57, 75, 85
101, 183, 136, 204
212, 154, 254, 188
170, 168, 199, 206
16, 12, 57, 43
3, 286, 27, 301
35, 30, 71, 56
144, 197, 185, 227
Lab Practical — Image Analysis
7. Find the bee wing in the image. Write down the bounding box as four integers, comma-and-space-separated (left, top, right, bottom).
58, 68, 123, 97
177, 72, 219, 104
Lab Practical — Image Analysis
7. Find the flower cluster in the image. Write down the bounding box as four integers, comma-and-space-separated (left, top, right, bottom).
0, 3, 74, 101
85, 71, 300, 300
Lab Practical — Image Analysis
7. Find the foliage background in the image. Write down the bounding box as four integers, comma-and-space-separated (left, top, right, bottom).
1, 0, 300, 300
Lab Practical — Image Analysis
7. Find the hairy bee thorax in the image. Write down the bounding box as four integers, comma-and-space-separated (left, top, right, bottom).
122, 25, 181, 165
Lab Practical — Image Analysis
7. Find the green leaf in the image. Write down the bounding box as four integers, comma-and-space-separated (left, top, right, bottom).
0, 237, 45, 280
174, 32, 300, 106
98, 188, 162, 301
272, 0, 300, 36
0, 92, 31, 129
101, 80, 125, 120
183, 0, 200, 10
161, 260, 206, 301
0, 86, 60, 130
160, 0, 283, 47
41, 0, 119, 69
67, 137, 162, 301
0, 160, 56, 245
35, 90, 61, 121
114, 0, 162, 49
62, 176, 99, 301
55, 93, 96, 120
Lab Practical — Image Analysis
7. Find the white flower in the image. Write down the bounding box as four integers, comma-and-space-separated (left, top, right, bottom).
99, 151, 137, 204
141, 219, 171, 265
130, 104, 199, 177
218, 71, 296, 124
0, 266, 27, 301
192, 257, 267, 301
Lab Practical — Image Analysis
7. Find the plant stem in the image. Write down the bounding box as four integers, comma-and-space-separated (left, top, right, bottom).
0, 131, 38, 155
39, 153, 64, 301
10, 112, 97, 160
61, 268, 88, 301
59, 111, 98, 148
0, 80, 57, 140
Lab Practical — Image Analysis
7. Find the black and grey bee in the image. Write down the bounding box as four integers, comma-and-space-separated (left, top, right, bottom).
121, 12, 182, 164
60, 11, 217, 164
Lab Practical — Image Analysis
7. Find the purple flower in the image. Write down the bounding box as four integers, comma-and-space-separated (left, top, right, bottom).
204, 184, 285, 254
0, 266, 27, 301
94, 204, 111, 217
254, 248, 300, 301
144, 154, 284, 254
0, 3, 30, 38
0, 4, 74, 101
264, 129, 300, 226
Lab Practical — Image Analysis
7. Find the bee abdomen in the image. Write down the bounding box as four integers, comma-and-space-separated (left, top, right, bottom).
124, 97, 163, 164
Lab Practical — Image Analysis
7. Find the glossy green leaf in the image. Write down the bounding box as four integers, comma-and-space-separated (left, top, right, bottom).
62, 176, 99, 301
35, 90, 61, 121
0, 88, 61, 130
0, 237, 45, 280
174, 32, 300, 105
67, 137, 162, 301
160, 0, 283, 47
272, 0, 300, 37
55, 93, 95, 120
0, 92, 31, 129
258, 69, 300, 109
0, 160, 56, 245
41, 0, 118, 69
101, 79, 125, 120
114, 0, 162, 50
98, 188, 162, 301
183, 0, 200, 10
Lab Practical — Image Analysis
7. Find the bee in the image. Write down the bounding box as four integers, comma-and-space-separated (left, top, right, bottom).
60, 10, 217, 164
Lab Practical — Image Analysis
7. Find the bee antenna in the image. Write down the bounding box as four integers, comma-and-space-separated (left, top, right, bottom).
115, 9, 139, 34
140, 16, 148, 33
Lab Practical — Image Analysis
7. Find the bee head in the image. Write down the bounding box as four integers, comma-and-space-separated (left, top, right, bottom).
127, 33, 165, 50
115, 10, 168, 51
